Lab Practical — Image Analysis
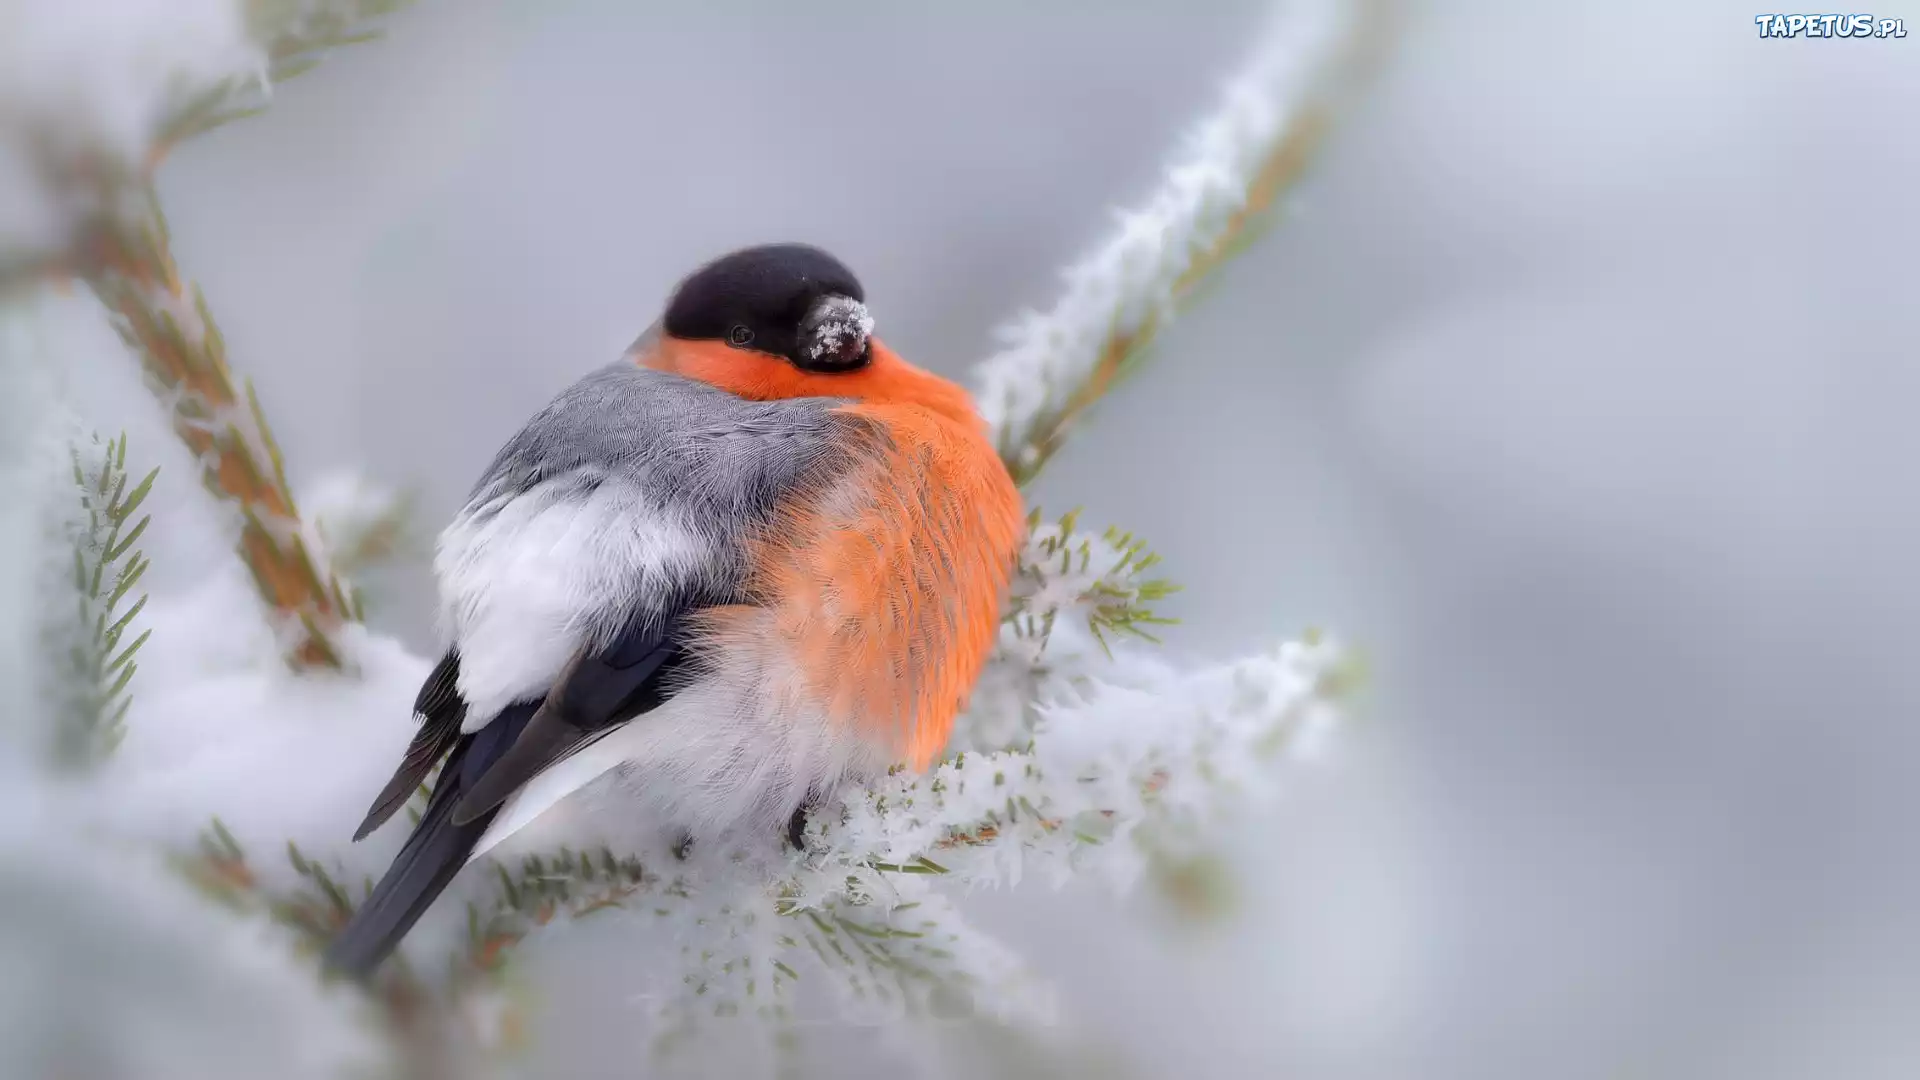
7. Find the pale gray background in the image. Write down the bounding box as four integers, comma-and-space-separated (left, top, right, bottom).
98, 0, 1920, 1076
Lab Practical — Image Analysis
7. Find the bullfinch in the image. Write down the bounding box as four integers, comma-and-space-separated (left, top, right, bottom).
323, 243, 1025, 978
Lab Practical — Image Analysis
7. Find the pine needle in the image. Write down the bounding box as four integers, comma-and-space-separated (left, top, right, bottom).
49, 432, 157, 769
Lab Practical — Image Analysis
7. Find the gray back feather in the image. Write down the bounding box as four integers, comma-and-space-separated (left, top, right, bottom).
470, 365, 840, 502
463, 362, 854, 602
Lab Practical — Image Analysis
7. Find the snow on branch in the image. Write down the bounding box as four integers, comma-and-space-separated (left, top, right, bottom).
0, 792, 383, 1080
808, 635, 1347, 896
3, 0, 408, 669
2, 341, 381, 1080
84, 194, 360, 669
958, 508, 1180, 754
0, 0, 404, 203
974, 0, 1370, 484
2, 0, 403, 282
156, 0, 413, 164
0, 0, 258, 256
429, 636, 1349, 1063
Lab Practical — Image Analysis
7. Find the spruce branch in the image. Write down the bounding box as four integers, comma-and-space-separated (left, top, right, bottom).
461, 846, 654, 979
173, 815, 664, 1064
961, 508, 1180, 753
48, 430, 158, 768
152, 0, 413, 165
506, 635, 1350, 1056
2, 0, 405, 288
821, 638, 1346, 888
0, 804, 385, 1080
974, 0, 1378, 484
173, 819, 370, 963
170, 817, 524, 1074
9, 1, 408, 669
81, 189, 356, 670
1007, 508, 1179, 657
794, 890, 1050, 1032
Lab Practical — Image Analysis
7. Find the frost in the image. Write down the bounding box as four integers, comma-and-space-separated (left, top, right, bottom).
805, 295, 874, 361
0, 0, 258, 159
0, 787, 382, 1080
2, 311, 381, 1080
0, 0, 261, 250
94, 564, 423, 876
974, 0, 1357, 465
301, 469, 412, 585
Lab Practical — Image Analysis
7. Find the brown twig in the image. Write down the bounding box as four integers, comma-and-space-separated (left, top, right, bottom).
17, 3, 412, 671
80, 189, 353, 670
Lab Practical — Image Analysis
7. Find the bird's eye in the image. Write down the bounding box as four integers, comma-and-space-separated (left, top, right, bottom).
728, 325, 754, 347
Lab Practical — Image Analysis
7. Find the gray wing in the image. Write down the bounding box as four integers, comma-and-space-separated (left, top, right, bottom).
437, 362, 856, 721
460, 360, 853, 602
467, 361, 846, 521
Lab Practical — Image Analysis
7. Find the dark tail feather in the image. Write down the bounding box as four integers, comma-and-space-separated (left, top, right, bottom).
352, 652, 468, 843
321, 769, 494, 979
323, 702, 537, 979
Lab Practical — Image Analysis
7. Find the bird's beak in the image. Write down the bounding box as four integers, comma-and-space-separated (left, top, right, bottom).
796, 294, 873, 371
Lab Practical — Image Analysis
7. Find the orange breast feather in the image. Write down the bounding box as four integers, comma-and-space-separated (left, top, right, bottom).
741, 403, 1024, 768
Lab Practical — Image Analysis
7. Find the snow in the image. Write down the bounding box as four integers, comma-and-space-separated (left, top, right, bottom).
0, 0, 256, 160
811, 638, 1344, 896
0, 787, 383, 1080
96, 562, 427, 878
301, 470, 409, 564
804, 295, 874, 361
0, 0, 262, 252
2, 299, 385, 1080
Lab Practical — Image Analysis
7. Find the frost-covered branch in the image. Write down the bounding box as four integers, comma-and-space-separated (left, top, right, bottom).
155, 0, 412, 164
439, 635, 1347, 1067
3, 339, 385, 1080
83, 191, 358, 669
171, 818, 547, 1074
974, 0, 1372, 483
809, 636, 1346, 894
958, 508, 1180, 754
0, 797, 383, 1080
1010, 509, 1179, 654
0, 0, 406, 668
1, 0, 403, 285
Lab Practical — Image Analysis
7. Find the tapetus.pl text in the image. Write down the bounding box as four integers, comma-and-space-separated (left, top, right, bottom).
1754, 13, 1907, 36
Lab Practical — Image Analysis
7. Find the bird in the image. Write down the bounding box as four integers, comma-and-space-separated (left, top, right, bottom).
322, 243, 1026, 979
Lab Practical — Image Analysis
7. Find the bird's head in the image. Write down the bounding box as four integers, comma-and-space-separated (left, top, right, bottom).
635, 243, 974, 422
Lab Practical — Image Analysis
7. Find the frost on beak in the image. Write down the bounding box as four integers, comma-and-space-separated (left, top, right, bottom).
800, 295, 874, 370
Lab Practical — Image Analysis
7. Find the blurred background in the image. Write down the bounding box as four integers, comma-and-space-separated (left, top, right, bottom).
39, 0, 1920, 1077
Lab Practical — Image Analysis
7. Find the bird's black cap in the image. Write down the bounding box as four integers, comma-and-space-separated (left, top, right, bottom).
663, 243, 871, 372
